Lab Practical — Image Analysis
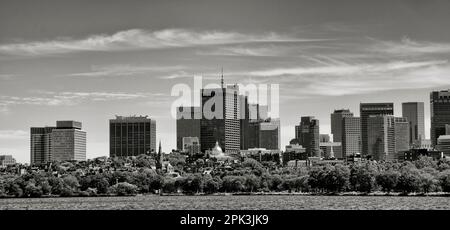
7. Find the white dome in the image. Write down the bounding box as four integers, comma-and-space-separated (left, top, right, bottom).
211, 141, 223, 155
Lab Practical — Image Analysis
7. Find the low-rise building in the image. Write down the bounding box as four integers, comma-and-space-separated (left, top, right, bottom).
0, 155, 16, 167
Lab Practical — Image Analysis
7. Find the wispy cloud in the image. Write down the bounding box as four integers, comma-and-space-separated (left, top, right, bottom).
0, 130, 28, 140
0, 91, 151, 108
248, 60, 448, 77
0, 74, 14, 80
0, 29, 304, 57
368, 37, 450, 56
67, 65, 186, 77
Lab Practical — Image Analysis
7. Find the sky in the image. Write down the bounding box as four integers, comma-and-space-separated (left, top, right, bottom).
1, 0, 450, 163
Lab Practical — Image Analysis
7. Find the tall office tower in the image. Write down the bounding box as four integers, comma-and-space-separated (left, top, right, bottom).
201, 84, 240, 154
367, 115, 395, 161
30, 126, 56, 165
342, 117, 361, 157
176, 106, 201, 151
109, 116, 156, 157
51, 121, 86, 162
360, 103, 394, 157
446, 124, 450, 135
240, 95, 249, 150
331, 109, 354, 143
430, 90, 450, 146
295, 116, 320, 157
259, 118, 280, 150
402, 102, 425, 145
248, 121, 260, 148
394, 117, 410, 154
31, 121, 86, 165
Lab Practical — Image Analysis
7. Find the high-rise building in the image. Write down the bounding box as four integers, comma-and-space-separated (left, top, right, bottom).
394, 117, 410, 154
109, 116, 156, 157
402, 102, 425, 145
201, 84, 240, 154
430, 90, 450, 146
446, 124, 450, 135
176, 106, 201, 151
240, 95, 249, 150
295, 116, 320, 157
367, 115, 395, 161
342, 117, 361, 158
331, 109, 353, 143
30, 126, 56, 165
259, 119, 280, 150
30, 121, 86, 165
51, 121, 86, 162
360, 103, 394, 157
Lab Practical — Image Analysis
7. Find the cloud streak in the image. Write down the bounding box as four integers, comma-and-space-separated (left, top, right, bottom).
0, 130, 28, 140
0, 29, 309, 57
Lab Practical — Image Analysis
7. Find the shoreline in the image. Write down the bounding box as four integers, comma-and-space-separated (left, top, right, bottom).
1, 192, 450, 199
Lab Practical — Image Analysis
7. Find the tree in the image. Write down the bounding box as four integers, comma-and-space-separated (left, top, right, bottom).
115, 182, 138, 196
204, 177, 221, 194
376, 170, 400, 193
349, 163, 378, 193
244, 174, 260, 192
24, 180, 43, 198
438, 169, 450, 192
396, 166, 422, 194
324, 164, 350, 193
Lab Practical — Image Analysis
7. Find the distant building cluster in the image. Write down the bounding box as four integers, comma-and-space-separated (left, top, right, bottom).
24, 85, 450, 166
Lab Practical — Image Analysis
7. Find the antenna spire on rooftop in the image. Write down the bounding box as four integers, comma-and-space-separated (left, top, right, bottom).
221, 67, 224, 88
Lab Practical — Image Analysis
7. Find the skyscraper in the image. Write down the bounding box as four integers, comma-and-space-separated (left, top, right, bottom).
176, 106, 201, 151
360, 103, 394, 157
331, 109, 353, 143
30, 126, 56, 165
201, 84, 240, 154
259, 118, 280, 150
31, 121, 86, 165
342, 117, 361, 157
430, 90, 450, 146
51, 121, 86, 162
402, 102, 425, 145
295, 116, 320, 157
394, 117, 410, 154
109, 116, 156, 157
367, 115, 395, 161
240, 95, 249, 150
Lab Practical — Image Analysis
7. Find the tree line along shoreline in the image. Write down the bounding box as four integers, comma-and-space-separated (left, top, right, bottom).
1, 154, 450, 198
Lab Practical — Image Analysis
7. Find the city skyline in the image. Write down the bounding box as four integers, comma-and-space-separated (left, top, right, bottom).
2, 0, 450, 163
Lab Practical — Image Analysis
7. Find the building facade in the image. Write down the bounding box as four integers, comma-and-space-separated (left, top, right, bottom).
402, 102, 425, 145
331, 109, 353, 143
176, 106, 201, 151
51, 122, 86, 162
30, 121, 86, 165
367, 115, 395, 161
360, 103, 394, 157
342, 117, 361, 158
0, 155, 16, 167
437, 135, 450, 157
201, 85, 240, 154
109, 116, 156, 157
394, 117, 410, 154
30, 126, 56, 165
430, 90, 450, 146
295, 116, 320, 157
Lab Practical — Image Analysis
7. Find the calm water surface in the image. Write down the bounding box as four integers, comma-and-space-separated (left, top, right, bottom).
0, 195, 449, 210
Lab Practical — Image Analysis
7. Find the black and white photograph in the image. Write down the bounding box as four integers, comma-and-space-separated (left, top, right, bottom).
0, 0, 449, 227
